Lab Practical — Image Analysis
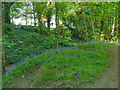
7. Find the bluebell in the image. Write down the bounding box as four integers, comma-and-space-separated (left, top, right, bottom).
74, 54, 76, 58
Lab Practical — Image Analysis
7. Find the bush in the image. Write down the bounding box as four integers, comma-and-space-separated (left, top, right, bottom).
3, 23, 13, 34
59, 37, 73, 46
3, 31, 56, 65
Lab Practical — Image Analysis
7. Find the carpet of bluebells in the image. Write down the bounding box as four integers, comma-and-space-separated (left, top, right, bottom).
3, 41, 117, 88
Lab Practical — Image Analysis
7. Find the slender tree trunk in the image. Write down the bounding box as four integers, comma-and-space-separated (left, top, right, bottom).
38, 15, 43, 34
4, 6, 10, 24
62, 23, 65, 38
55, 2, 58, 48
31, 15, 32, 25
25, 17, 27, 25
91, 16, 94, 38
1, 2, 5, 74
2, 44, 6, 74
32, 3, 37, 27
11, 11, 14, 24
90, 6, 94, 40
111, 17, 115, 40
47, 17, 51, 36
83, 6, 87, 41
34, 13, 37, 26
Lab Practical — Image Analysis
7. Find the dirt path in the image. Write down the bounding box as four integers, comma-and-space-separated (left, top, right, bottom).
79, 45, 118, 88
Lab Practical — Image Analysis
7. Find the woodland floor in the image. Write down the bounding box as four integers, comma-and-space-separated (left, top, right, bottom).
5, 44, 119, 88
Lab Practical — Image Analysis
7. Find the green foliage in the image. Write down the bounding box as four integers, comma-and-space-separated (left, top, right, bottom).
3, 30, 56, 65
58, 37, 73, 46
3, 23, 14, 34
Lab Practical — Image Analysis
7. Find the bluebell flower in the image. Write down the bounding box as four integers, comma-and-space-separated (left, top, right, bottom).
55, 60, 58, 62
53, 49, 56, 50
77, 74, 79, 77
34, 54, 37, 57
41, 51, 44, 53
46, 50, 49, 52
66, 47, 69, 49
62, 47, 65, 50
63, 85, 65, 87
77, 48, 79, 50
26, 56, 30, 59
65, 55, 67, 58
74, 54, 76, 58
57, 56, 59, 58
30, 54, 33, 57
23, 58, 26, 61
10, 72, 12, 75
18, 61, 20, 64
90, 79, 94, 82
11, 64, 14, 67
82, 64, 84, 67
56, 47, 59, 50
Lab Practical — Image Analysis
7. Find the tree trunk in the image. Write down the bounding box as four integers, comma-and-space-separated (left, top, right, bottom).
47, 16, 51, 36
4, 7, 10, 24
2, 2, 14, 24
25, 18, 27, 25
111, 17, 115, 40
31, 15, 32, 25
1, 3, 5, 74
55, 2, 58, 48
38, 15, 43, 34
62, 23, 65, 38
2, 44, 6, 74
83, 6, 87, 41
91, 16, 94, 38
32, 3, 37, 27
90, 6, 94, 40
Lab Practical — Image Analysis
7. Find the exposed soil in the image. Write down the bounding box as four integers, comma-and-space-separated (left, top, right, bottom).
79, 45, 119, 88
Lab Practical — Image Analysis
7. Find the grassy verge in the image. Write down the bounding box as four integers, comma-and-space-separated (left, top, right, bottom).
2, 42, 113, 88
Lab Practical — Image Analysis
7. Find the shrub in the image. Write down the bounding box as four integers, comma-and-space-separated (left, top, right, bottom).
3, 31, 56, 65
59, 37, 73, 46
3, 23, 13, 34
